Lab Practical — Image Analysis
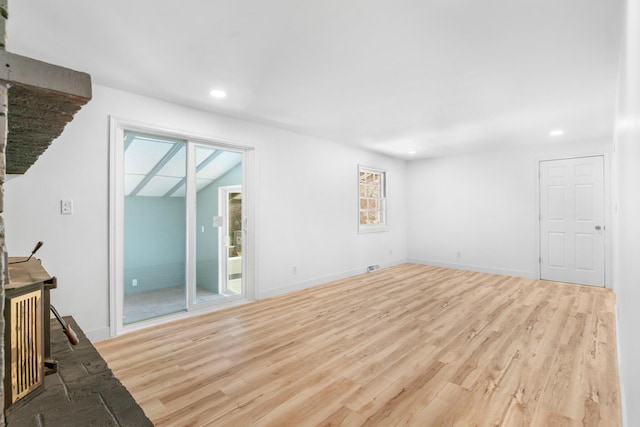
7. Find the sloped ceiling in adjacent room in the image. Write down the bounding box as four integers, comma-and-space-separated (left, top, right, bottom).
123, 132, 241, 198
7, 0, 623, 159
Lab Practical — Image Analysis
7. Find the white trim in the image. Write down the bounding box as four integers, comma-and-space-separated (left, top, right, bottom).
534, 152, 611, 288
185, 142, 196, 310
103, 298, 251, 339
108, 116, 256, 337
84, 326, 112, 343
218, 186, 228, 294
615, 303, 627, 427
242, 148, 257, 301
408, 258, 537, 279
258, 259, 406, 300
108, 115, 255, 151
108, 117, 124, 337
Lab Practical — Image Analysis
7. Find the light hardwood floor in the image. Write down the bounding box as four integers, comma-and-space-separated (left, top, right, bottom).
95, 264, 620, 426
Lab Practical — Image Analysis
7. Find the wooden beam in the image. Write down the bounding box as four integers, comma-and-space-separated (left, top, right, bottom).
0, 51, 91, 100
0, 51, 92, 174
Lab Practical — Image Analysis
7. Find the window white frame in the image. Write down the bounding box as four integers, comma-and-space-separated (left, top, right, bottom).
109, 116, 256, 337
358, 165, 389, 233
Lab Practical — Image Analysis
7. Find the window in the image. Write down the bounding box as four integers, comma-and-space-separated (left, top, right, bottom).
358, 166, 388, 233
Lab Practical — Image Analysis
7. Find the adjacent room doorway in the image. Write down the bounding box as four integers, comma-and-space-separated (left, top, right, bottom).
218, 185, 242, 295
539, 156, 605, 286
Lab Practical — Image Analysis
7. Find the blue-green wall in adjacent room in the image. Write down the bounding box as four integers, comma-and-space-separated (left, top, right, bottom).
123, 162, 242, 297
196, 163, 243, 293
124, 196, 186, 295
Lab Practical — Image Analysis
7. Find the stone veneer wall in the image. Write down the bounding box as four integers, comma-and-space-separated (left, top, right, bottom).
0, 86, 6, 426
0, 1, 8, 423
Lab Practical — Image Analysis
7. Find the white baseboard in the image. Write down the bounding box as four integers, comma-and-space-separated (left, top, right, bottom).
85, 326, 112, 343
258, 259, 406, 300
95, 260, 534, 341
407, 258, 536, 279
615, 303, 628, 427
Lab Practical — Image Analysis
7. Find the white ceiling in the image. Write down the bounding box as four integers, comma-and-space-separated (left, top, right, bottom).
7, 0, 623, 159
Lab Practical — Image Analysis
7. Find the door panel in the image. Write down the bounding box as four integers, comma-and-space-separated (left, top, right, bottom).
575, 233, 594, 270
575, 184, 594, 220
194, 147, 243, 304
539, 156, 605, 286
548, 186, 566, 219
548, 232, 566, 268
122, 132, 187, 324
194, 145, 222, 304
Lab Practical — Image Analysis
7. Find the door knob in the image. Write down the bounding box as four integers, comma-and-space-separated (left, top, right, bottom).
595, 225, 602, 230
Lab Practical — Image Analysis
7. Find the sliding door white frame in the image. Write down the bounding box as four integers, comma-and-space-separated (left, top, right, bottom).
108, 116, 256, 337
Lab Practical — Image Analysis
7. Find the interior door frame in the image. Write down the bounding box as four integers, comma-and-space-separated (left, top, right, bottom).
534, 152, 611, 287
108, 116, 256, 337
218, 185, 242, 295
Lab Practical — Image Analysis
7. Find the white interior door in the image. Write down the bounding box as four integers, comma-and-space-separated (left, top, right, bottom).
539, 156, 605, 286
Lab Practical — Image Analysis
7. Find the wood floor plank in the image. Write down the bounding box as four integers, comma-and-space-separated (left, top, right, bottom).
95, 264, 621, 426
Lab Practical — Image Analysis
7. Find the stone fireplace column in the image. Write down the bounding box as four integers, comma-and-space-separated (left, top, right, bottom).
0, 3, 91, 416
0, 88, 6, 427
0, 0, 7, 422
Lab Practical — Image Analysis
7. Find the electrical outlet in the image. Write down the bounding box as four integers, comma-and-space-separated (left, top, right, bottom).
456, 251, 461, 258
61, 199, 73, 215
292, 266, 297, 275
132, 279, 138, 287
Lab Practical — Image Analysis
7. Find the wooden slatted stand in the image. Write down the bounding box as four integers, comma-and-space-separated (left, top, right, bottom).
4, 257, 56, 410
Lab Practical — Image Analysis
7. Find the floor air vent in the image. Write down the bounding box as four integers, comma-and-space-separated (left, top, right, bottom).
367, 265, 380, 273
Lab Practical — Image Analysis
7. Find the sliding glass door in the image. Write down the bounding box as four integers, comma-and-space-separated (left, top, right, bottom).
123, 132, 187, 324
193, 145, 243, 305
117, 129, 245, 327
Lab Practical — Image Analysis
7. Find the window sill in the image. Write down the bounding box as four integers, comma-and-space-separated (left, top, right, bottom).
358, 225, 389, 234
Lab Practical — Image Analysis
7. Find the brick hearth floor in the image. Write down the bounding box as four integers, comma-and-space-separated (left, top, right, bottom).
5, 316, 152, 426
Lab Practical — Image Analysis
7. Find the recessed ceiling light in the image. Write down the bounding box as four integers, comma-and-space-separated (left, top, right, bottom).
408, 150, 417, 155
549, 129, 564, 137
209, 89, 227, 98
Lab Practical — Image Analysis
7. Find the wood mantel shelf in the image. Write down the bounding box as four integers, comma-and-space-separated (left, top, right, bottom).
7, 257, 53, 289
0, 50, 92, 174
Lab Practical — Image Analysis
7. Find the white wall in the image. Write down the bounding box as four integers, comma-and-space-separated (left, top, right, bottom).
4, 84, 407, 341
407, 139, 611, 278
613, 0, 640, 424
